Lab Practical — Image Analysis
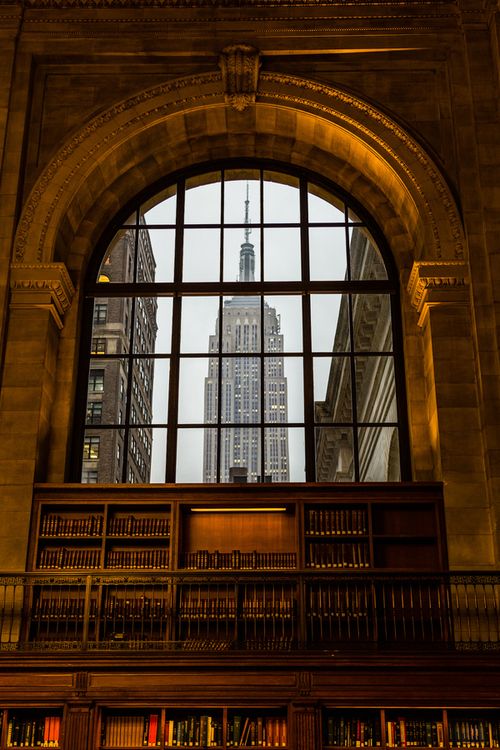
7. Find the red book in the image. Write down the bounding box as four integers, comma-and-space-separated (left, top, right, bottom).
148, 714, 159, 746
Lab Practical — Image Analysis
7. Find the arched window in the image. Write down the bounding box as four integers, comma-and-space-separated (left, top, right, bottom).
75, 163, 410, 484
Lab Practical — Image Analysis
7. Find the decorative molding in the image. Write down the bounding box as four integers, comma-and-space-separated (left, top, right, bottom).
261, 73, 465, 260
407, 260, 470, 326
14, 73, 221, 263
297, 671, 312, 697
14, 70, 464, 270
219, 44, 260, 112
10, 263, 75, 329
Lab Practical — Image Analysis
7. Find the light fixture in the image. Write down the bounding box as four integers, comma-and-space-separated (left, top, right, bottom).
190, 507, 287, 513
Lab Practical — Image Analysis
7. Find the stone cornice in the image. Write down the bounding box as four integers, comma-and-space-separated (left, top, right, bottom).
407, 260, 470, 326
10, 263, 75, 329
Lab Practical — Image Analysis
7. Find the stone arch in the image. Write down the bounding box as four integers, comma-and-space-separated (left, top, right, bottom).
13, 70, 465, 280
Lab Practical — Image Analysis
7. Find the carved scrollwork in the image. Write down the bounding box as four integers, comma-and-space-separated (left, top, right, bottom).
10, 263, 75, 328
219, 44, 260, 112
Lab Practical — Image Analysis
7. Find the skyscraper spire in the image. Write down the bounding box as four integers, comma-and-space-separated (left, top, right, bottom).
239, 182, 255, 282
244, 181, 251, 244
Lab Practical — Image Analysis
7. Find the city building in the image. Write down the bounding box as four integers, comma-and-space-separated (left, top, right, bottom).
203, 192, 289, 483
83, 222, 158, 483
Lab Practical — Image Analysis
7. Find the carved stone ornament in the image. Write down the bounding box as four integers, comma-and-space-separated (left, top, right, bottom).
407, 260, 470, 327
10, 263, 75, 330
219, 44, 260, 112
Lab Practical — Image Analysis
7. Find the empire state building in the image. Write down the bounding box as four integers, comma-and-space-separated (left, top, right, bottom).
203, 191, 289, 483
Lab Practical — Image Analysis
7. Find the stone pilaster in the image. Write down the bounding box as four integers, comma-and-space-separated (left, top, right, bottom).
408, 261, 495, 568
0, 263, 74, 571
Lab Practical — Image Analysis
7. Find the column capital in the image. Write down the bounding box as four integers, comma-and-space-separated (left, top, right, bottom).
9, 262, 75, 329
407, 260, 470, 327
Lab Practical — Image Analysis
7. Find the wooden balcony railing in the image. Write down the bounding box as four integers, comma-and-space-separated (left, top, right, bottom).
0, 571, 498, 653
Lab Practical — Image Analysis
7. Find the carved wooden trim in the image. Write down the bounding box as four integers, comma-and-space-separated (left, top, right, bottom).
293, 705, 318, 750
10, 263, 75, 329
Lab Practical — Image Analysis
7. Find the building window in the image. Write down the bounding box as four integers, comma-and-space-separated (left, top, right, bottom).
77, 164, 409, 484
82, 469, 98, 484
91, 337, 107, 355
83, 436, 100, 460
86, 401, 103, 424
88, 369, 104, 392
94, 303, 107, 324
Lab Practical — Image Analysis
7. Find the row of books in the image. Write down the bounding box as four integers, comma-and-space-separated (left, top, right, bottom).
325, 716, 381, 747
101, 713, 160, 746
108, 515, 170, 537
227, 715, 287, 746
6, 715, 61, 747
242, 637, 292, 650
41, 513, 103, 537
306, 542, 370, 568
241, 599, 294, 618
448, 719, 500, 748
179, 598, 236, 619
164, 715, 222, 747
307, 508, 367, 536
104, 596, 169, 619
386, 720, 444, 748
183, 550, 297, 570
308, 589, 367, 619
33, 597, 98, 620
38, 547, 101, 569
106, 549, 169, 569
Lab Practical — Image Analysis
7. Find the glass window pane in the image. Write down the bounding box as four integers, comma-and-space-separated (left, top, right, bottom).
178, 428, 216, 482
358, 426, 400, 481
281, 427, 305, 483
142, 187, 177, 225
265, 356, 303, 423
349, 227, 388, 280
224, 174, 260, 225
308, 184, 345, 223
264, 228, 301, 281
136, 226, 157, 283
315, 427, 354, 482
263, 172, 300, 223
128, 427, 155, 483
224, 228, 260, 283
311, 294, 350, 352
221, 357, 260, 424
129, 358, 155, 424
178, 357, 211, 424
309, 227, 348, 281
264, 296, 302, 353
98, 229, 136, 283
87, 359, 129, 424
184, 173, 221, 224
222, 296, 261, 352
220, 427, 261, 483
314, 356, 352, 423
145, 229, 175, 283
130, 358, 169, 424
264, 426, 290, 483
355, 356, 397, 423
82, 428, 125, 483
91, 297, 132, 353
352, 294, 393, 352
132, 297, 171, 355
180, 297, 220, 353
183, 228, 220, 282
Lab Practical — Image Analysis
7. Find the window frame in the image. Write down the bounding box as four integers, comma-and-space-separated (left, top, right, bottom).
72, 159, 411, 484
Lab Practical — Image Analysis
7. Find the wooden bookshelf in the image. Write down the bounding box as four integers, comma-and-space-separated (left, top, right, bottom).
34, 502, 171, 572
322, 710, 500, 750
1, 708, 63, 748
